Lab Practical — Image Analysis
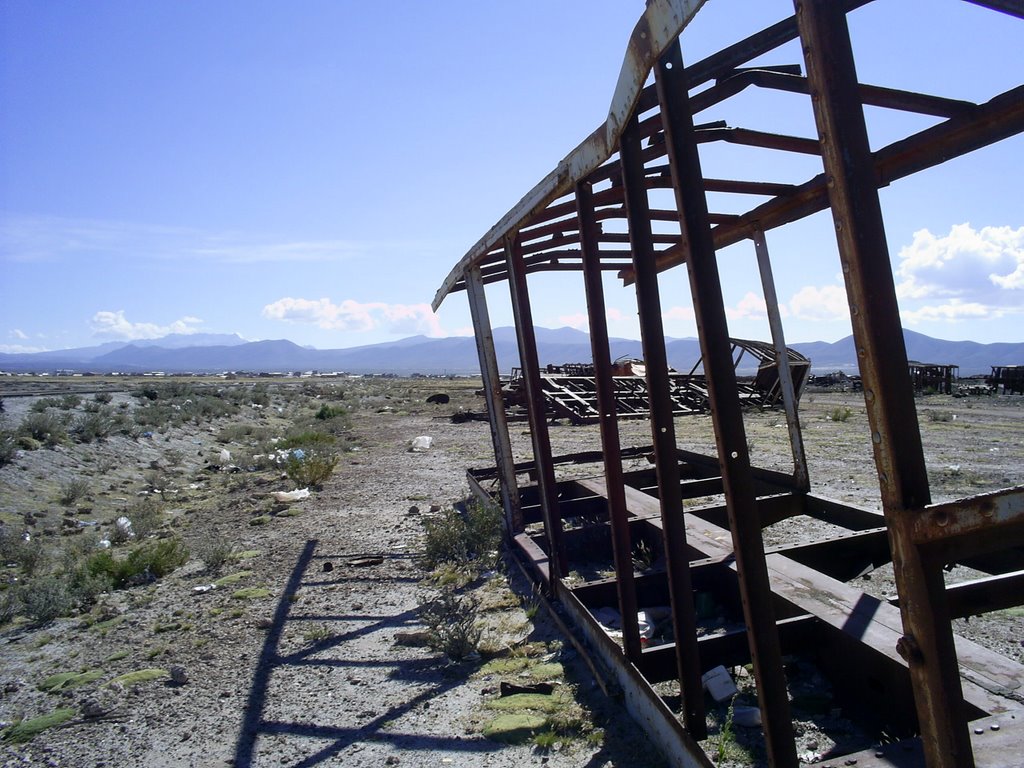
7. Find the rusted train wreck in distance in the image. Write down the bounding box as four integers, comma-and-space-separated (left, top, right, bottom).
432, 2, 1024, 767
506, 338, 810, 424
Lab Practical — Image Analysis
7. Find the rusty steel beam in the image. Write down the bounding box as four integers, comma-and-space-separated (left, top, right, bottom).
655, 38, 797, 767
910, 487, 1024, 562
578, 180, 643, 663
465, 265, 522, 532
622, 83, 1024, 283
795, 3, 973, 767
505, 237, 567, 580
620, 111, 707, 739
752, 229, 809, 491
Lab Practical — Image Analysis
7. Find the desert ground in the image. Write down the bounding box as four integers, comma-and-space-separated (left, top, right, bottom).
0, 376, 1021, 767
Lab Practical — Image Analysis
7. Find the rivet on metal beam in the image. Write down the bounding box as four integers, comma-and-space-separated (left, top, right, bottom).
896, 634, 923, 663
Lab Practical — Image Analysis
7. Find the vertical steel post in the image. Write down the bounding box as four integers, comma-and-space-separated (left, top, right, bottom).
655, 40, 797, 766
506, 237, 567, 580
752, 229, 809, 491
620, 114, 707, 738
794, 3, 971, 766
577, 181, 643, 663
465, 265, 523, 532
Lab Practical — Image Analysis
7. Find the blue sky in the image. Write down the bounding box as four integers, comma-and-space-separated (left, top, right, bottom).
1, 0, 1021, 354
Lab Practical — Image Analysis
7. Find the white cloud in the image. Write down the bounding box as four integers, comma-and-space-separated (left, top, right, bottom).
663, 305, 695, 322
558, 313, 589, 330
262, 298, 444, 337
901, 300, 995, 324
557, 309, 625, 330
10, 329, 28, 340
786, 285, 848, 322
0, 212, 375, 265
896, 223, 1024, 301
725, 292, 770, 321
91, 310, 204, 340
0, 343, 48, 354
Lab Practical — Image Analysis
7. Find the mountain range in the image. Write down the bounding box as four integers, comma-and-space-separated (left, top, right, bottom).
0, 328, 1019, 377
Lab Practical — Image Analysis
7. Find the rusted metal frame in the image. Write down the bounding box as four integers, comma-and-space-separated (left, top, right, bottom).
656, 38, 797, 766
963, 0, 1024, 20
577, 180, 644, 663
620, 110, 707, 738
626, 84, 1024, 283
633, 0, 872, 117
518, 232, 582, 256
711, 69, 977, 120
939, 569, 1024, 619
703, 178, 796, 196
694, 126, 821, 155
465, 265, 522, 533
752, 229, 809, 491
505, 236, 567, 580
435, 0, 713, 312
795, 3, 971, 766
911, 487, 1024, 548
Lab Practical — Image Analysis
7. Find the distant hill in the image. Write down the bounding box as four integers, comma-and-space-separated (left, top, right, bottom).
0, 328, 1019, 376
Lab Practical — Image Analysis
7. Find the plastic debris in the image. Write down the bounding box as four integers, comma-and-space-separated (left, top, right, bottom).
115, 516, 135, 540
271, 488, 310, 503
702, 665, 738, 703
219, 448, 232, 464
408, 436, 433, 452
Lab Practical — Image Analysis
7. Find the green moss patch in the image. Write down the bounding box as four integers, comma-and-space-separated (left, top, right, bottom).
481, 712, 549, 743
248, 515, 272, 526
38, 670, 103, 693
104, 650, 130, 663
528, 662, 564, 680
479, 657, 532, 677
230, 549, 262, 560
232, 587, 271, 600
106, 668, 167, 688
213, 570, 253, 587
485, 693, 563, 714
2, 708, 76, 743
275, 508, 302, 518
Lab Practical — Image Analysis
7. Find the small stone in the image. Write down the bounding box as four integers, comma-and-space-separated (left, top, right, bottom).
322, 562, 334, 573
80, 698, 106, 719
385, 757, 399, 766
169, 666, 188, 685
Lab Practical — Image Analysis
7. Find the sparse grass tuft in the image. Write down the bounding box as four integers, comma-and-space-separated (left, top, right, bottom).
828, 406, 852, 423
421, 501, 501, 573
284, 451, 338, 489
59, 477, 90, 506
420, 586, 482, 662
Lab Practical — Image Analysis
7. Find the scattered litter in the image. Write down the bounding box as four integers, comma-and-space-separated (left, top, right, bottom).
408, 436, 433, 452
193, 584, 216, 594
349, 557, 384, 568
702, 665, 738, 703
291, 448, 306, 460
219, 449, 231, 464
115, 516, 135, 540
271, 488, 310, 503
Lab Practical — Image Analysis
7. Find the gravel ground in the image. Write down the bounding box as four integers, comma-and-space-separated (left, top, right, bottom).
0, 380, 1020, 767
